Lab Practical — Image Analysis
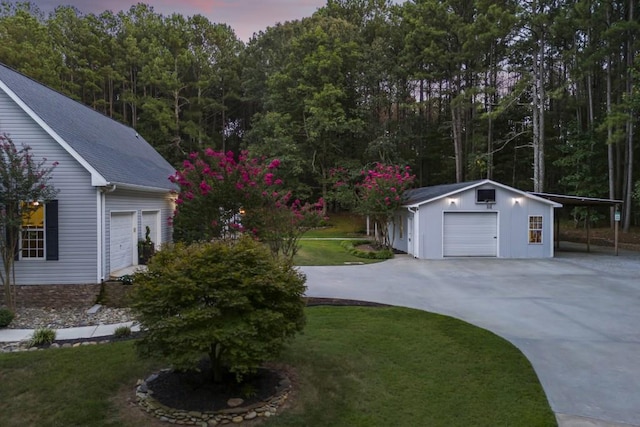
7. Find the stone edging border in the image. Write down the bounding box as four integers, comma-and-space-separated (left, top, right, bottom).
1, 338, 113, 353
136, 369, 291, 425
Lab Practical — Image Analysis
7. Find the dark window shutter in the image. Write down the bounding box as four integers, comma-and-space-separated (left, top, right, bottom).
46, 200, 59, 261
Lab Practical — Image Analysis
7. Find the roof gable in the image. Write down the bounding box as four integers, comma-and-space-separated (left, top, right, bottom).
0, 63, 176, 191
403, 179, 562, 207
403, 180, 484, 205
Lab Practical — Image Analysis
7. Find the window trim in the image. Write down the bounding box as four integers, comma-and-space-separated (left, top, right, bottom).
476, 188, 496, 204
20, 202, 46, 260
528, 215, 543, 245
14, 199, 60, 262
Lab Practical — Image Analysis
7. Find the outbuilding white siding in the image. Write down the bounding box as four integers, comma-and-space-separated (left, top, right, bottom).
395, 180, 560, 259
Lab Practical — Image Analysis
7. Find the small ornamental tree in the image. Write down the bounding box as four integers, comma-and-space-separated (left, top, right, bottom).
170, 149, 323, 259
330, 163, 415, 249
0, 135, 58, 310
131, 237, 307, 383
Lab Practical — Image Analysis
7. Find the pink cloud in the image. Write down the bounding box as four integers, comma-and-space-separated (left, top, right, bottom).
37, 0, 326, 41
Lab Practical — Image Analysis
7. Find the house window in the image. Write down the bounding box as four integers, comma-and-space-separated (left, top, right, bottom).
398, 216, 403, 239
21, 203, 45, 259
529, 215, 543, 244
476, 189, 496, 203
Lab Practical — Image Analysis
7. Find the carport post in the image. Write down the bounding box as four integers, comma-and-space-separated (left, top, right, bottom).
615, 205, 620, 256
555, 211, 560, 250
586, 207, 591, 253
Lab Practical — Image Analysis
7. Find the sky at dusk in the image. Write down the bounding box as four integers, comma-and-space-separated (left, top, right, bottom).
34, 0, 347, 42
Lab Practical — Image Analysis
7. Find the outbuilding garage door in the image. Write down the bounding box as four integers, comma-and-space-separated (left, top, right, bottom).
110, 212, 134, 272
443, 212, 497, 257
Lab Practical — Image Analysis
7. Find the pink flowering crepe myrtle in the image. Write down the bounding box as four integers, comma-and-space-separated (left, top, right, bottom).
356, 163, 415, 248
169, 149, 323, 256
328, 162, 415, 248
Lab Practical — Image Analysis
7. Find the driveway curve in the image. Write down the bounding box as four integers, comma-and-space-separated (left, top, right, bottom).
300, 248, 640, 427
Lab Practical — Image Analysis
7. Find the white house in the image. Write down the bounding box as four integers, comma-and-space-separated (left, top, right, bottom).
391, 180, 562, 259
0, 63, 177, 291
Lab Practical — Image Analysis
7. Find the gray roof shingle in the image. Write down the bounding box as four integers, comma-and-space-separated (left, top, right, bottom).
0, 63, 176, 191
403, 180, 484, 205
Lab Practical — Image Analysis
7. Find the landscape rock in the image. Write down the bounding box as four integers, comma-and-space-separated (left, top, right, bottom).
226, 398, 244, 408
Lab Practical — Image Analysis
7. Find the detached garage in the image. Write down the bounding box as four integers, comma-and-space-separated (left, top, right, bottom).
391, 180, 562, 259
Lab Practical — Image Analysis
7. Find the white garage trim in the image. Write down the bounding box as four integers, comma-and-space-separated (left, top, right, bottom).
110, 211, 136, 273
443, 212, 498, 257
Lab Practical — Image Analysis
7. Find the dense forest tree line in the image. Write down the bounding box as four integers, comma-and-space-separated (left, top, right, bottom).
0, 0, 638, 228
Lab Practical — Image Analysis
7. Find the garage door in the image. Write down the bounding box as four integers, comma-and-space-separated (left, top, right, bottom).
443, 212, 497, 257
110, 212, 134, 272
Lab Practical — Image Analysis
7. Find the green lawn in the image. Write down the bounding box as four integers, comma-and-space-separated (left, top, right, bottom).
303, 212, 368, 238
0, 307, 556, 427
295, 213, 386, 265
295, 239, 382, 266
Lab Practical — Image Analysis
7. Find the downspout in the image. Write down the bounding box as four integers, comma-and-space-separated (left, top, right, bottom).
96, 190, 102, 283
98, 184, 117, 281
407, 206, 419, 258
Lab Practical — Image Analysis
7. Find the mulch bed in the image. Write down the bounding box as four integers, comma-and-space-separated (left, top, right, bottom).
148, 359, 284, 412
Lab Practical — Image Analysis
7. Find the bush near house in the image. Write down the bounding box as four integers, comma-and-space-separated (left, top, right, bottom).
0, 307, 14, 327
130, 236, 307, 383
340, 240, 394, 260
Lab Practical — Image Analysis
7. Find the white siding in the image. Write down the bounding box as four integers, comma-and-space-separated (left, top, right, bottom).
104, 189, 173, 275
396, 183, 557, 259
0, 90, 99, 285
389, 211, 409, 254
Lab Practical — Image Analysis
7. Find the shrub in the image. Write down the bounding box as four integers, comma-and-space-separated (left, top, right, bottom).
118, 275, 134, 286
114, 325, 132, 338
131, 236, 307, 383
0, 307, 14, 327
29, 327, 56, 346
341, 240, 394, 260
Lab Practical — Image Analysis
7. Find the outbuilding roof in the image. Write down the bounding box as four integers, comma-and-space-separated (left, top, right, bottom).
0, 63, 176, 192
403, 180, 484, 205
403, 179, 562, 208
529, 192, 623, 207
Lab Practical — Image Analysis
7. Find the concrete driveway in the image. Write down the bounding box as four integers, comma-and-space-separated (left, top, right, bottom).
300, 248, 640, 427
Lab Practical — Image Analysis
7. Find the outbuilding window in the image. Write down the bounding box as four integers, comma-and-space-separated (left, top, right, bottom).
476, 189, 496, 203
528, 216, 543, 244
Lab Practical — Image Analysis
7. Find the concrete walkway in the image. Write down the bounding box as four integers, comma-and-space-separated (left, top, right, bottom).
0, 321, 139, 343
300, 248, 640, 427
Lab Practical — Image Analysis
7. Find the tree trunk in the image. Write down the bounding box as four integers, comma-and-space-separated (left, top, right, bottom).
532, 34, 545, 193
209, 343, 225, 383
607, 53, 615, 227
622, 0, 634, 232
452, 102, 464, 183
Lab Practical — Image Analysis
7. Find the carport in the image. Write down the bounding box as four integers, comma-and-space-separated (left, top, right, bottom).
529, 192, 624, 255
